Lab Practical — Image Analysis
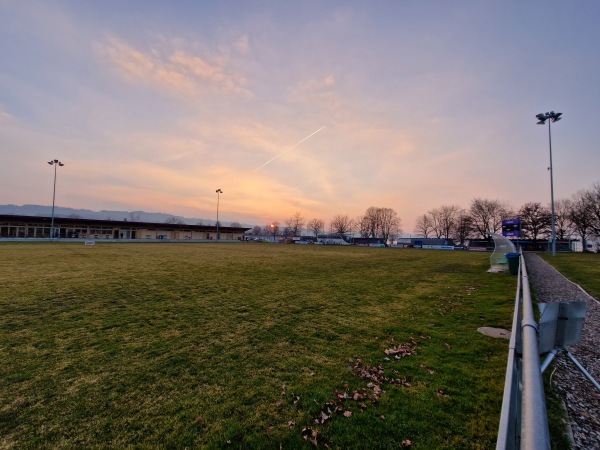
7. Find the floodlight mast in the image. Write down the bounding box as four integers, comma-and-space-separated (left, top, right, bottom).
536, 111, 562, 256
47, 159, 64, 241
215, 189, 223, 240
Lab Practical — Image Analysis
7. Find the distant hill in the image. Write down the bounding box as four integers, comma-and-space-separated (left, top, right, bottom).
0, 204, 245, 227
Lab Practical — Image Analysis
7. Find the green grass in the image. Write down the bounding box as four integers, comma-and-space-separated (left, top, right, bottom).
0, 243, 517, 449
539, 252, 600, 300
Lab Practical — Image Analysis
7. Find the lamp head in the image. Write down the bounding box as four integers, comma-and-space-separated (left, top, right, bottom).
58, 162, 64, 166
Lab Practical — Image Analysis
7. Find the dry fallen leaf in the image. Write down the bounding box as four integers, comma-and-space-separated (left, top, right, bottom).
301, 427, 319, 448
380, 415, 386, 420
402, 439, 413, 447
343, 410, 352, 418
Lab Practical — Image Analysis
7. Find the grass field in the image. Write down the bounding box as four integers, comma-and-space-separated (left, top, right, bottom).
0, 243, 517, 449
540, 252, 600, 300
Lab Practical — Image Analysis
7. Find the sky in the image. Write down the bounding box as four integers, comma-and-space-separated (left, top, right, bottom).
1, 0, 599, 233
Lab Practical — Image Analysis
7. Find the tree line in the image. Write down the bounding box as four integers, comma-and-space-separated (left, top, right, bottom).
414, 181, 600, 251
247, 180, 600, 251
249, 207, 402, 244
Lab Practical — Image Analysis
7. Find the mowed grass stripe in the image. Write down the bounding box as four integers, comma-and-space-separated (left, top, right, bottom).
0, 243, 515, 449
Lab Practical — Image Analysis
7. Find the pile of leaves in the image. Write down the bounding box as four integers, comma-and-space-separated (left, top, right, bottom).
299, 338, 423, 448
383, 337, 419, 359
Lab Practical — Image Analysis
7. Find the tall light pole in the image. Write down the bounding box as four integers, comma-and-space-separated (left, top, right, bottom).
47, 159, 64, 240
536, 111, 562, 256
215, 189, 223, 240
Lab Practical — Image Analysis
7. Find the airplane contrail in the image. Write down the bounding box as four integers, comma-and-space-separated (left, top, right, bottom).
253, 126, 326, 172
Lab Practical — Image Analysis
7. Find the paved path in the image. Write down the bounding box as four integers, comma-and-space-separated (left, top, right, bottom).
524, 253, 600, 450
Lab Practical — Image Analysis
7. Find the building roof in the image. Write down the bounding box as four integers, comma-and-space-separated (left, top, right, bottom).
0, 214, 251, 233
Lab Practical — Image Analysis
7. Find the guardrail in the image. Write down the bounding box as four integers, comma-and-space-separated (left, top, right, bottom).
496, 252, 551, 450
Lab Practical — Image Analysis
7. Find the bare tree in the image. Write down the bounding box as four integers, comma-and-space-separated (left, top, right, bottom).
414, 214, 433, 238
453, 212, 473, 245
284, 211, 305, 237
263, 222, 280, 241
518, 202, 551, 241
356, 215, 370, 238
553, 198, 574, 240
469, 198, 512, 238
568, 190, 593, 252
307, 218, 325, 239
589, 182, 600, 235
230, 221, 242, 228
428, 205, 461, 239
251, 225, 262, 235
329, 214, 353, 235
362, 207, 381, 238
283, 217, 293, 236
378, 207, 401, 244
356, 207, 401, 244
428, 208, 444, 238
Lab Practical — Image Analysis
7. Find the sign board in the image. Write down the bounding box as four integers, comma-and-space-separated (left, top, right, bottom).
502, 218, 521, 237
85, 240, 96, 246
538, 302, 587, 354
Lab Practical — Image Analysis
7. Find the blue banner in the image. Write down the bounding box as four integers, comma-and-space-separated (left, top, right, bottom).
502, 218, 521, 237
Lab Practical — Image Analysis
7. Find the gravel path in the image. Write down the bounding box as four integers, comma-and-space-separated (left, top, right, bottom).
524, 253, 600, 450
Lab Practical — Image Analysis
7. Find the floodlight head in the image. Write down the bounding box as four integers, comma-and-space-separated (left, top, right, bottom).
54, 159, 59, 163
537, 120, 546, 125
58, 162, 64, 166
48, 161, 53, 165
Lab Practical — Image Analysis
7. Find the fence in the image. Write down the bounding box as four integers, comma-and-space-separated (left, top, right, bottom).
496, 252, 551, 450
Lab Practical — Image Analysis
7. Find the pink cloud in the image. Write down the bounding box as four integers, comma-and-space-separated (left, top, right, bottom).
98, 37, 252, 98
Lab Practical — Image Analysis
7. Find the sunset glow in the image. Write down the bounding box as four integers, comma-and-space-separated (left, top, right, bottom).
1, 1, 599, 231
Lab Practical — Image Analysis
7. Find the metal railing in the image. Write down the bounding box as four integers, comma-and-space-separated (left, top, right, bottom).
496, 253, 551, 450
